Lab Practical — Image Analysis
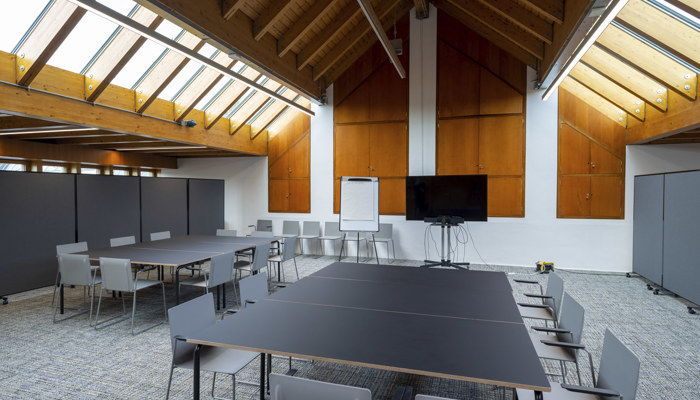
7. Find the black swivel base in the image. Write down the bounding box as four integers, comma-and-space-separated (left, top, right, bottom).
422, 259, 470, 270
421, 217, 469, 271
1, 296, 8, 305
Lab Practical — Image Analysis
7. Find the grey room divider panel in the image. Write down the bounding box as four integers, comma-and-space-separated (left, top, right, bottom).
663, 170, 700, 305
633, 174, 664, 286
188, 178, 224, 235
0, 171, 75, 295
76, 175, 140, 249
140, 177, 188, 240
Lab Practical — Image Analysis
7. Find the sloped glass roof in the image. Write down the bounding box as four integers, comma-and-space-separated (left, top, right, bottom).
0, 0, 50, 53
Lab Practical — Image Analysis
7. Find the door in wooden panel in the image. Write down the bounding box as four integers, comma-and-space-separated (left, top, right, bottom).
368, 62, 408, 122
268, 133, 286, 163
437, 41, 480, 118
334, 83, 370, 123
269, 180, 289, 212
559, 124, 590, 174
479, 68, 523, 115
369, 123, 408, 177
379, 178, 406, 215
334, 125, 369, 177
558, 176, 589, 218
269, 152, 289, 179
436, 118, 479, 175
590, 143, 623, 174
590, 176, 623, 218
488, 176, 524, 217
333, 178, 341, 214
479, 115, 524, 175
288, 135, 310, 178
288, 180, 310, 212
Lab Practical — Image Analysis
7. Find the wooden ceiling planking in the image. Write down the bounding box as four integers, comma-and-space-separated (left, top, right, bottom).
515, 0, 564, 24
278, 0, 339, 57
253, 0, 298, 41
561, 77, 628, 127
570, 63, 646, 120
473, 0, 553, 44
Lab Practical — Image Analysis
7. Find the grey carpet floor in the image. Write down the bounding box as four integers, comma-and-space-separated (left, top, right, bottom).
1, 256, 698, 399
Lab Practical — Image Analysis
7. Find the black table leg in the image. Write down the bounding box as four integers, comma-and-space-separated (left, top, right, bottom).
175, 266, 182, 305
260, 353, 266, 400
534, 390, 543, 400
60, 285, 64, 314
193, 344, 201, 400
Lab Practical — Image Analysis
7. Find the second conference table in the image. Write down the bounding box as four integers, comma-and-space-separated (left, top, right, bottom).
187, 262, 551, 399
76, 235, 277, 304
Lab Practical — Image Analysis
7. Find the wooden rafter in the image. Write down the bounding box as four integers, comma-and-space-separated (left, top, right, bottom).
296, 1, 364, 71
222, 0, 247, 20
8, 130, 117, 140
203, 67, 262, 129
516, 0, 564, 24
230, 79, 283, 134
413, 0, 429, 19
134, 33, 206, 114
254, 0, 295, 41
474, 0, 552, 43
15, 1, 86, 87
570, 63, 646, 120
101, 141, 197, 149
433, 0, 538, 66
43, 135, 158, 145
582, 44, 670, 110
617, 0, 700, 68
255, 96, 310, 133
278, 0, 338, 58
561, 77, 627, 127
84, 7, 163, 102
173, 52, 236, 122
0, 116, 66, 130
596, 25, 695, 100
666, 0, 700, 19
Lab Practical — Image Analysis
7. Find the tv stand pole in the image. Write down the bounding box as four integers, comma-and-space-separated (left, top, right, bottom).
422, 217, 469, 270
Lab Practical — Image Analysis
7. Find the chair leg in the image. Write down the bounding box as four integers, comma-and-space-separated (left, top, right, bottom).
131, 290, 138, 335
161, 282, 168, 323
51, 269, 60, 307
293, 258, 299, 281
94, 287, 104, 329
165, 365, 175, 400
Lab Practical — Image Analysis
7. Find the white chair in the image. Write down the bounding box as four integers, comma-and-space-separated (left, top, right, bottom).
110, 235, 136, 247
53, 253, 101, 325
216, 229, 237, 237
234, 242, 272, 280
516, 273, 564, 327
269, 373, 372, 400
280, 220, 300, 238
256, 219, 273, 232
166, 293, 258, 400
179, 252, 237, 309
238, 271, 269, 308
340, 231, 367, 260
318, 222, 343, 255
52, 242, 90, 307
298, 221, 321, 254
367, 223, 395, 260
269, 236, 299, 281
150, 231, 171, 241
94, 257, 167, 335
250, 231, 274, 237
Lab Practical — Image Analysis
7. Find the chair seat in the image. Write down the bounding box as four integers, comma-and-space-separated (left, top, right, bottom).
529, 333, 576, 362
179, 277, 208, 288
268, 255, 283, 262
372, 238, 392, 243
518, 304, 555, 321
319, 235, 342, 241
515, 382, 602, 400
298, 234, 319, 239
174, 344, 258, 375
280, 233, 297, 238
134, 279, 163, 291
234, 260, 253, 271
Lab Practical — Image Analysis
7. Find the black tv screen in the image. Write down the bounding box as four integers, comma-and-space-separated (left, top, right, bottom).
405, 175, 488, 221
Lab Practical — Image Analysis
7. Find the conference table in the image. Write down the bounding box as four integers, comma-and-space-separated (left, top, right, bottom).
70, 235, 277, 307
186, 262, 551, 399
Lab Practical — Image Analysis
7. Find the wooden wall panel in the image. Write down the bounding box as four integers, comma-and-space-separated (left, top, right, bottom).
334, 83, 370, 124
558, 176, 589, 217
288, 180, 311, 212
479, 69, 523, 115
488, 177, 523, 217
559, 124, 590, 174
478, 116, 524, 175
590, 176, 624, 218
334, 125, 370, 176
268, 112, 311, 213
379, 178, 406, 215
368, 62, 409, 122
438, 41, 480, 118
369, 123, 408, 177
436, 118, 479, 175
590, 144, 623, 174
289, 135, 310, 178
269, 179, 289, 212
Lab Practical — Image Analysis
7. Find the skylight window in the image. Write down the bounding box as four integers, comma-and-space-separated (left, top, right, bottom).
0, 162, 26, 172
48, 12, 121, 73
158, 61, 205, 101
0, 0, 50, 54
111, 39, 167, 88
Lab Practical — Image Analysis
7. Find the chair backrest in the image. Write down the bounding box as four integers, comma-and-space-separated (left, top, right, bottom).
544, 273, 564, 318
302, 221, 320, 236
216, 229, 237, 237
150, 231, 171, 241
282, 220, 300, 235
556, 292, 585, 347
207, 252, 234, 288
269, 373, 372, 400
58, 254, 94, 286
257, 219, 273, 232
252, 242, 272, 272
597, 329, 640, 400
415, 396, 457, 400
323, 221, 341, 237
251, 230, 274, 237
282, 236, 297, 262
99, 257, 134, 292
110, 235, 136, 247
168, 293, 217, 362
56, 241, 88, 255
239, 271, 269, 307
376, 223, 393, 239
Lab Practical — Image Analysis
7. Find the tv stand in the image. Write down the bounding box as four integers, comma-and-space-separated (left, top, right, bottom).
421, 216, 470, 270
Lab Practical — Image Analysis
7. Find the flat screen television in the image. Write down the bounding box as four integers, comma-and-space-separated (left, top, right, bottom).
405, 175, 488, 221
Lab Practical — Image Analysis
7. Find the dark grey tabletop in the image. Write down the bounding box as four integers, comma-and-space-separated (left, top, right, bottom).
188, 262, 550, 392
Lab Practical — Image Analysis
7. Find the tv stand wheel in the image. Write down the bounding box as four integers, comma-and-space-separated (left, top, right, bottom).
688, 307, 697, 314
1, 297, 7, 305
653, 289, 659, 295
626, 273, 631, 278
647, 284, 653, 290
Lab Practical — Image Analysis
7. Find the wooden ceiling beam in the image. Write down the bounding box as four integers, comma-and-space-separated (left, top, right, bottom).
0, 116, 67, 130
570, 64, 646, 121
254, 0, 295, 41
134, 33, 206, 114
296, 1, 364, 71
44, 136, 158, 145
445, 0, 544, 60
139, 0, 319, 100
665, 0, 700, 19
561, 77, 628, 127
7, 131, 120, 140
101, 141, 194, 149
434, 0, 538, 67
313, 0, 403, 81
474, 0, 553, 44
597, 25, 695, 100
413, 0, 429, 19
0, 136, 176, 169
222, 0, 247, 20
203, 67, 262, 129
85, 7, 163, 102
278, 0, 338, 58
173, 51, 236, 122
15, 1, 86, 87
582, 44, 670, 111
516, 0, 564, 24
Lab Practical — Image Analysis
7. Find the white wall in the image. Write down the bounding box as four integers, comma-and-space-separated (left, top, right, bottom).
162, 10, 700, 272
